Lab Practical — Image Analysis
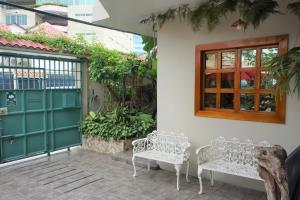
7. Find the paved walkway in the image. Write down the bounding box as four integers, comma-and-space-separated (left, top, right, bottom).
0, 149, 266, 200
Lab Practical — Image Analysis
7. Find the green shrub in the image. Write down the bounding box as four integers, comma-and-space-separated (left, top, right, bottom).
80, 106, 155, 141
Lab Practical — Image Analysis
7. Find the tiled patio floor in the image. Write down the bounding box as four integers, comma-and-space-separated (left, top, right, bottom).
0, 149, 266, 200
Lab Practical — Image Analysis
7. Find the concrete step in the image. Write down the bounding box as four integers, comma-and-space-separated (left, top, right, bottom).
111, 150, 160, 170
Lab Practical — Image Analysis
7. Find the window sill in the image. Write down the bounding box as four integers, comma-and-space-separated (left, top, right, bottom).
194, 110, 285, 124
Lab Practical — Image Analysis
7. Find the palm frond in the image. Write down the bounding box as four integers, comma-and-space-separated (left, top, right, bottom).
140, 4, 191, 30
268, 47, 300, 97
287, 2, 300, 19
239, 0, 279, 29
191, 0, 237, 31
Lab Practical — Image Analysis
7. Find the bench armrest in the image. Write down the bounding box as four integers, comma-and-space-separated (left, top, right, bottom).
132, 138, 147, 154
196, 145, 212, 164
182, 143, 191, 162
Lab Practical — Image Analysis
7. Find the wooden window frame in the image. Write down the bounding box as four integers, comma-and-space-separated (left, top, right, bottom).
195, 35, 288, 123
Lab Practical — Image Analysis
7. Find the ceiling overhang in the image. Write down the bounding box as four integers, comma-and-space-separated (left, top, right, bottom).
94, 0, 199, 36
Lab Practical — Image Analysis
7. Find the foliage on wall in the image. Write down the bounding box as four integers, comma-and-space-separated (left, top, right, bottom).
141, 0, 281, 31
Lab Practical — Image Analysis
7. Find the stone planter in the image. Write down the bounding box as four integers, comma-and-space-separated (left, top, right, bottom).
82, 135, 133, 154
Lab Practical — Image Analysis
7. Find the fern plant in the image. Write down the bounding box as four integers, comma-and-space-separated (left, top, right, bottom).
266, 2, 300, 97
268, 47, 300, 97
141, 0, 279, 31
288, 2, 300, 19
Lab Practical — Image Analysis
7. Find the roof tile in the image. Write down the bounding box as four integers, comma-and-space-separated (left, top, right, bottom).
0, 36, 56, 52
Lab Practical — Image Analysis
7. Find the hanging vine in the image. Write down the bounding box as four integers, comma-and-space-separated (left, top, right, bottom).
140, 4, 191, 31
141, 0, 280, 31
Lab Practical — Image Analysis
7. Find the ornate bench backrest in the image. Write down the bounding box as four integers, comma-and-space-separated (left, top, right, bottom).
210, 136, 271, 167
146, 131, 190, 155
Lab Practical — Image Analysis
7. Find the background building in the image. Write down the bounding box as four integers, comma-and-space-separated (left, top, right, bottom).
0, 0, 145, 54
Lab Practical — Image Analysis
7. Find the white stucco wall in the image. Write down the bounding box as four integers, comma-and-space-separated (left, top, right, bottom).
157, 7, 300, 191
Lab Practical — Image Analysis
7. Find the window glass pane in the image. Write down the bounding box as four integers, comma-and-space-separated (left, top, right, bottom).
5, 16, 10, 25
241, 72, 256, 89
259, 94, 275, 112
221, 93, 234, 109
222, 52, 235, 69
241, 49, 256, 68
205, 72, 216, 88
261, 48, 278, 67
205, 53, 217, 69
260, 71, 276, 89
204, 93, 216, 108
11, 15, 16, 24
240, 94, 255, 111
221, 72, 234, 88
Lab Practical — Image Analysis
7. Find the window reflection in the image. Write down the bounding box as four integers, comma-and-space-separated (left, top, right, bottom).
204, 93, 216, 108
205, 73, 217, 88
261, 48, 278, 67
222, 52, 235, 69
205, 53, 217, 69
241, 72, 256, 89
260, 71, 276, 89
240, 94, 255, 111
259, 94, 275, 112
221, 72, 234, 88
241, 50, 256, 68
221, 93, 234, 109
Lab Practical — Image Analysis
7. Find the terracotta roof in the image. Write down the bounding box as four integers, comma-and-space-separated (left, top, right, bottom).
29, 22, 69, 38
0, 22, 58, 52
0, 36, 56, 52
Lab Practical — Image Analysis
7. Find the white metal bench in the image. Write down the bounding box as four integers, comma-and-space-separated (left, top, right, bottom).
196, 136, 270, 194
132, 130, 191, 191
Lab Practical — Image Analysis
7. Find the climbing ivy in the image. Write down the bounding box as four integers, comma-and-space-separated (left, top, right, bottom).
0, 31, 151, 105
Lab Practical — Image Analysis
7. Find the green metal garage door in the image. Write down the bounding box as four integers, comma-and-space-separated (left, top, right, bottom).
0, 52, 82, 163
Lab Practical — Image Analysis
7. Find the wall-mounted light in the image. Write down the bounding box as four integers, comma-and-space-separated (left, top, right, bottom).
231, 19, 247, 30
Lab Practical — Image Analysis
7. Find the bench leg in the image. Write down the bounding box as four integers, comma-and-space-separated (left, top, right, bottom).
132, 156, 136, 177
147, 160, 150, 171
210, 170, 214, 186
186, 160, 190, 182
198, 166, 203, 194
175, 164, 182, 191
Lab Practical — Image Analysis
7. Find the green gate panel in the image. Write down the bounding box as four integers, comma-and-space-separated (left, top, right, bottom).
0, 53, 83, 163
53, 109, 80, 128
27, 134, 46, 154
53, 129, 81, 150
2, 115, 23, 136
2, 138, 24, 161
26, 113, 44, 133
25, 91, 44, 111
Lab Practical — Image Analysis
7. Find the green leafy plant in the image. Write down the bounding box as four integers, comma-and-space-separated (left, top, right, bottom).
191, 0, 237, 31
288, 2, 300, 19
266, 2, 300, 98
141, 0, 279, 31
79, 107, 155, 140
268, 47, 300, 97
88, 43, 147, 107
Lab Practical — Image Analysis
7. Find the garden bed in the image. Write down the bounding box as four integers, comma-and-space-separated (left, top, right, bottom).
82, 135, 133, 154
